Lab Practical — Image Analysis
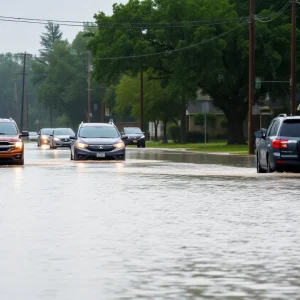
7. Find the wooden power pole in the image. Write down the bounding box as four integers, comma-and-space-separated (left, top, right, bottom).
140, 70, 144, 131
248, 0, 255, 155
87, 52, 92, 122
20, 52, 27, 132
291, 0, 296, 115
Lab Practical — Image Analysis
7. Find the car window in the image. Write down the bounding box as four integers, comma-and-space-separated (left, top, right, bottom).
54, 128, 74, 135
269, 120, 280, 136
0, 122, 18, 135
124, 127, 142, 134
279, 119, 300, 137
79, 126, 119, 138
266, 121, 275, 137
41, 128, 53, 135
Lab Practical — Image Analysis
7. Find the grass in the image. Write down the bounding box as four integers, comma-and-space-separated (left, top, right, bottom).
145, 141, 249, 155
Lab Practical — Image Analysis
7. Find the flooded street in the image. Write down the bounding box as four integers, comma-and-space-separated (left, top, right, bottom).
1, 143, 300, 299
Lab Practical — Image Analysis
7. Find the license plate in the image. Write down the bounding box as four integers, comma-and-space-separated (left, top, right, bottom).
96, 153, 105, 158
133, 140, 137, 143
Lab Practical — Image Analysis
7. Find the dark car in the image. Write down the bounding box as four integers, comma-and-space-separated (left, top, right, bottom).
122, 127, 146, 148
49, 128, 75, 149
37, 128, 55, 146
0, 118, 28, 165
255, 114, 300, 173
70, 122, 127, 161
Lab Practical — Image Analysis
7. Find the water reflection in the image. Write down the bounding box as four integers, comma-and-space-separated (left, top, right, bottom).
0, 144, 299, 299
131, 149, 255, 168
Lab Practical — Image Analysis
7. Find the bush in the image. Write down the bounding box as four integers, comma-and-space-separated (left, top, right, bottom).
187, 131, 209, 143
167, 124, 180, 142
220, 119, 228, 128
214, 133, 228, 141
193, 113, 217, 128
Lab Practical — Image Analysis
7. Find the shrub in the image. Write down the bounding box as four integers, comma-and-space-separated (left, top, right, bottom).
214, 133, 228, 141
167, 124, 180, 142
187, 131, 209, 143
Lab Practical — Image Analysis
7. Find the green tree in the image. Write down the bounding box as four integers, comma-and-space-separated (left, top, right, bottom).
114, 73, 177, 142
39, 22, 63, 60
32, 31, 103, 128
89, 0, 300, 144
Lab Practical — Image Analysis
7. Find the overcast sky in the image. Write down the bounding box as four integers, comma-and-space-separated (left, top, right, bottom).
0, 0, 128, 54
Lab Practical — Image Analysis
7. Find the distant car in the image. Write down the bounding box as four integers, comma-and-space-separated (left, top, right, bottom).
37, 128, 55, 146
0, 118, 28, 165
256, 114, 300, 173
122, 127, 146, 148
70, 122, 127, 161
49, 128, 75, 149
28, 131, 38, 141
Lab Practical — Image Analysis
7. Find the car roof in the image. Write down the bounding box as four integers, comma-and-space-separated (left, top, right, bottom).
54, 127, 73, 130
275, 114, 300, 120
80, 123, 114, 127
0, 118, 15, 123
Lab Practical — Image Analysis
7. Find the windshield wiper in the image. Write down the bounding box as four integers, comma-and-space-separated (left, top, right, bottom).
0, 133, 7, 135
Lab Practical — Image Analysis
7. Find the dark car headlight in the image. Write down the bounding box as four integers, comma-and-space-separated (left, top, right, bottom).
76, 142, 88, 149
114, 141, 125, 149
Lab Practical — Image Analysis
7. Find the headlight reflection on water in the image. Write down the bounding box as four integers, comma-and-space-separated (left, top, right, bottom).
13, 166, 24, 191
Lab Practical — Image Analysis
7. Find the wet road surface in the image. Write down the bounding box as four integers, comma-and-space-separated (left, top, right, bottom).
1, 143, 300, 299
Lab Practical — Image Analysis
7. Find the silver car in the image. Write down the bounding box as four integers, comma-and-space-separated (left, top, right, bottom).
28, 131, 38, 141
49, 128, 75, 149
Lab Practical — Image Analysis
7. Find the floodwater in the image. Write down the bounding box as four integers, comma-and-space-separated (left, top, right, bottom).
0, 143, 300, 300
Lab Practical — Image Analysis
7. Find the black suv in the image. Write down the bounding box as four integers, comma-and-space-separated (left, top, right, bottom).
255, 114, 300, 173
70, 122, 127, 161
122, 127, 146, 148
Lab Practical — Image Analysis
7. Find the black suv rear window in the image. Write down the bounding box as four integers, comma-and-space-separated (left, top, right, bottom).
0, 122, 18, 135
280, 119, 300, 137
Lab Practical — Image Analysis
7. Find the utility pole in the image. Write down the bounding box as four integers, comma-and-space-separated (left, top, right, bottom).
20, 52, 27, 132
87, 52, 92, 122
26, 89, 29, 131
248, 0, 255, 155
140, 70, 144, 131
101, 85, 105, 122
291, 0, 296, 115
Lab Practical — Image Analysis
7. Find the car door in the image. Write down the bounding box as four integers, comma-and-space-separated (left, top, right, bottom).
266, 120, 281, 166
260, 120, 275, 167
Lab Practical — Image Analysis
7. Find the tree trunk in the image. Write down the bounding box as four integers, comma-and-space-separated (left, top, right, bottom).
154, 120, 159, 142
225, 110, 247, 145
162, 118, 168, 144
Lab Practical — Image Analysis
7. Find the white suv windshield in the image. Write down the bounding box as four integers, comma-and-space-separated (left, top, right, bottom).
79, 126, 119, 138
0, 122, 18, 135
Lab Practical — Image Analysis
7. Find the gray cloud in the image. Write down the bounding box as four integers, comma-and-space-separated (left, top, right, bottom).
0, 0, 127, 54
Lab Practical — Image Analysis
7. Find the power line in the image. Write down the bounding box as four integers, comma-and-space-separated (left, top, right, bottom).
0, 16, 248, 29
0, 14, 248, 27
254, 0, 291, 23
